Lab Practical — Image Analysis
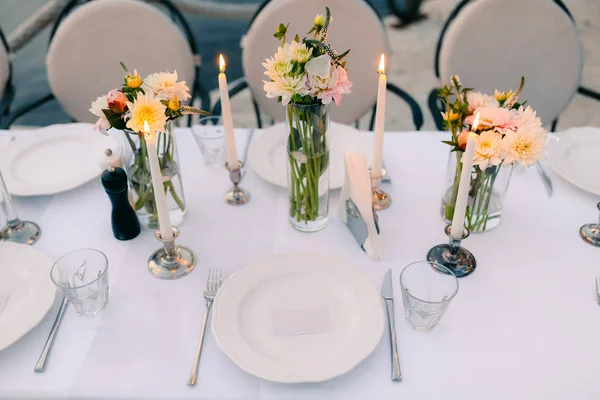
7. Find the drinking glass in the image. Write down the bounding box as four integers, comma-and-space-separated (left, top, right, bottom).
399, 261, 458, 331
50, 249, 109, 316
0, 170, 41, 244
192, 116, 226, 167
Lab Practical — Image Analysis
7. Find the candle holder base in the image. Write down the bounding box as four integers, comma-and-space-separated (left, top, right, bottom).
372, 188, 391, 211
148, 227, 196, 280
225, 161, 250, 206
0, 220, 41, 245
370, 171, 391, 211
580, 223, 600, 247
426, 225, 476, 278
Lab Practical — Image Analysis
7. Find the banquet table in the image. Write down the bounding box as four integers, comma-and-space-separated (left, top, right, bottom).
1, 126, 600, 400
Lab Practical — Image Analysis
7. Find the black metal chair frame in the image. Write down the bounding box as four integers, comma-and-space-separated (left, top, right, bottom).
0, 28, 15, 129
212, 0, 424, 131
427, 0, 600, 132
4, 0, 210, 128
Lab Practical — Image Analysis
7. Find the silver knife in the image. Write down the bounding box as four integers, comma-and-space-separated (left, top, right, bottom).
535, 162, 553, 197
382, 269, 402, 382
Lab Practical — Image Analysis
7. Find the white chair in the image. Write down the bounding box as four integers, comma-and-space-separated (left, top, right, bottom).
7, 0, 208, 126
215, 0, 424, 130
428, 0, 600, 130
0, 28, 13, 129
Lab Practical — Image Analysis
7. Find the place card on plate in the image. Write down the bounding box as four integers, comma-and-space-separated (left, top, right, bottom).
338, 153, 382, 259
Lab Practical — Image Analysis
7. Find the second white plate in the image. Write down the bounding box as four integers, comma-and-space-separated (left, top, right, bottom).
548, 127, 600, 195
0, 242, 56, 351
212, 252, 384, 383
0, 123, 117, 196
248, 122, 372, 189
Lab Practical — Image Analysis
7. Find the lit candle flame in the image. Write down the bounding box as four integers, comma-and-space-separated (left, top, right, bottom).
378, 54, 385, 75
472, 112, 481, 131
219, 54, 226, 73
143, 120, 150, 135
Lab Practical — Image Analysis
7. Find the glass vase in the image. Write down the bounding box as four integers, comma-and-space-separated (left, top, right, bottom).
286, 103, 330, 233
441, 150, 513, 233
121, 122, 186, 229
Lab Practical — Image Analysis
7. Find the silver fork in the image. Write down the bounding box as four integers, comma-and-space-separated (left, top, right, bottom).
187, 268, 222, 386
595, 277, 600, 306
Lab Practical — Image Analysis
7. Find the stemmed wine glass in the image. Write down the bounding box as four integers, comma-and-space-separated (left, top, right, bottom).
0, 170, 41, 244
580, 202, 600, 247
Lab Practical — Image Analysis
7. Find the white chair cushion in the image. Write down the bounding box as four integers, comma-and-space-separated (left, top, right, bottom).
46, 0, 196, 123
0, 39, 9, 104
242, 0, 389, 124
439, 0, 582, 125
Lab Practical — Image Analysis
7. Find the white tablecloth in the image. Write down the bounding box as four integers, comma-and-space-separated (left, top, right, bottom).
1, 127, 600, 400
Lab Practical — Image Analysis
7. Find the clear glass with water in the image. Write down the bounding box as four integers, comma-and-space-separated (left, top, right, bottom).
192, 116, 227, 167
399, 261, 458, 331
50, 249, 109, 315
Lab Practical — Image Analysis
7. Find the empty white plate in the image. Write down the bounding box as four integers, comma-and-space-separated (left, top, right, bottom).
0, 123, 118, 196
212, 252, 384, 383
0, 242, 56, 351
548, 127, 600, 195
248, 122, 373, 189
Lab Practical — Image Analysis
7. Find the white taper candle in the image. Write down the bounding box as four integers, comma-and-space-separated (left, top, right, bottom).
218, 54, 240, 170
144, 121, 174, 241
450, 112, 480, 239
372, 54, 387, 178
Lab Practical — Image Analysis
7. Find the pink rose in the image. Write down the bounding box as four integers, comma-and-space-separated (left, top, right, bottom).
106, 89, 128, 114
457, 130, 470, 150
465, 106, 520, 132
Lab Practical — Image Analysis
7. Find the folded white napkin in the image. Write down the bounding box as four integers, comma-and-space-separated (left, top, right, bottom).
338, 153, 382, 259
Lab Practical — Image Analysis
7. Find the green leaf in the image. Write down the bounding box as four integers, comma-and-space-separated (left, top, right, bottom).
119, 61, 128, 72
336, 49, 350, 61
294, 34, 301, 43
441, 140, 457, 147
292, 93, 303, 103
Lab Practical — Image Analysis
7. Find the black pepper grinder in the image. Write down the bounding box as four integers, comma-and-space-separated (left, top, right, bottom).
101, 166, 140, 241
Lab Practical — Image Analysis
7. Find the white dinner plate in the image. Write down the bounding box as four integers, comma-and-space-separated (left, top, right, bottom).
0, 242, 56, 351
548, 127, 600, 196
212, 252, 384, 383
248, 122, 373, 189
0, 123, 117, 196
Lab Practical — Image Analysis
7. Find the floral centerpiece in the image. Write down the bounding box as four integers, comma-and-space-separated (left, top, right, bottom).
439, 75, 547, 232
263, 7, 352, 232
90, 63, 209, 229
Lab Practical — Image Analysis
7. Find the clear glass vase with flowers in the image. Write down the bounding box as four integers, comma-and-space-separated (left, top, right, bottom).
439, 76, 547, 232
263, 7, 353, 232
90, 63, 210, 229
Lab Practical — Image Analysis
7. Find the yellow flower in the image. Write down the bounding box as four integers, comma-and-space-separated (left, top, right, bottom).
126, 69, 142, 89
125, 92, 167, 135
168, 95, 180, 111
471, 130, 503, 170
441, 111, 460, 122
494, 89, 513, 102
314, 14, 325, 28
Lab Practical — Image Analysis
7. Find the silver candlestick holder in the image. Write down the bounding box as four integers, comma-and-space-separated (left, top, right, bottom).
148, 227, 196, 280
427, 225, 476, 278
370, 169, 391, 211
224, 161, 250, 205
580, 202, 600, 247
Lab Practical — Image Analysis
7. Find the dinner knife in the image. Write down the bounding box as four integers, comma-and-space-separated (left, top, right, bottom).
382, 269, 402, 382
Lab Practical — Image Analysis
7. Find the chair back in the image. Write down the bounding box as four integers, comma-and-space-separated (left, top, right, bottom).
0, 28, 10, 105
46, 0, 197, 123
241, 0, 389, 124
436, 0, 581, 125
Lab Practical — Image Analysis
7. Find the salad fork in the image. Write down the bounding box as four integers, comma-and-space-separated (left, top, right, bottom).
187, 268, 222, 386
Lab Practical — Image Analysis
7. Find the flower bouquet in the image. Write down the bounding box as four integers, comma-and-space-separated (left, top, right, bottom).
263, 7, 352, 232
90, 63, 209, 229
439, 76, 547, 232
